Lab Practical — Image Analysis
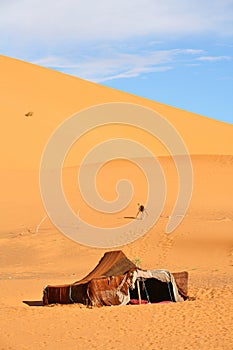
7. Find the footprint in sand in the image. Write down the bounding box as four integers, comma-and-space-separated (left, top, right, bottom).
156, 232, 175, 265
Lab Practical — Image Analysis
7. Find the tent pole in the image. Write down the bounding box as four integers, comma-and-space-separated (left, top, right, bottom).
137, 279, 141, 305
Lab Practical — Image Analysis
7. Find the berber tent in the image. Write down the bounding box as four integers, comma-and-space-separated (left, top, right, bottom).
43, 251, 188, 307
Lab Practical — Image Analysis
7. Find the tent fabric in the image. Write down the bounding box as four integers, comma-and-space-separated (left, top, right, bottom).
42, 251, 188, 306
150, 270, 171, 283
172, 271, 189, 298
43, 284, 73, 305
70, 251, 137, 306
86, 274, 131, 307
74, 250, 136, 285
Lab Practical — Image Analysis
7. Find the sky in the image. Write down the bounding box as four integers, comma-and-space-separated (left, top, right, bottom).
1, 0, 233, 123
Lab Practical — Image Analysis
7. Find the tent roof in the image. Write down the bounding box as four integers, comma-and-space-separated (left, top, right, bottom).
74, 250, 136, 285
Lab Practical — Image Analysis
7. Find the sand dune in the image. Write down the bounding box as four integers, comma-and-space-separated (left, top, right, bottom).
0, 55, 233, 170
0, 56, 233, 349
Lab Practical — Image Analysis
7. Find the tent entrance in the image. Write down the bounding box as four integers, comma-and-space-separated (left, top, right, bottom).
129, 278, 175, 304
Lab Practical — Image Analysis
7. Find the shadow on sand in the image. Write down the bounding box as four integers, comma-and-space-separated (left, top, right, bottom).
123, 216, 137, 219
23, 300, 43, 307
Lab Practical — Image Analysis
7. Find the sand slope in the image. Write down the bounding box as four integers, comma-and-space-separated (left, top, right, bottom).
0, 56, 233, 349
0, 55, 233, 170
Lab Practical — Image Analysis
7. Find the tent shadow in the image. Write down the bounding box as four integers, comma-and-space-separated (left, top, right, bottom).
23, 300, 43, 307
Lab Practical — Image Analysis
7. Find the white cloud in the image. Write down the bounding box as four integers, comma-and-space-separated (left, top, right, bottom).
1, 1, 232, 83
197, 55, 232, 62
0, 0, 233, 45
33, 48, 204, 82
186, 63, 201, 67
94, 66, 173, 83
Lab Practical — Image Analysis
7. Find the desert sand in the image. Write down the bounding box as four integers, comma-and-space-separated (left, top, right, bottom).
0, 55, 233, 349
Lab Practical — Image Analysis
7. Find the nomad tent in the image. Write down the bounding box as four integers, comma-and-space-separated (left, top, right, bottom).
43, 251, 188, 307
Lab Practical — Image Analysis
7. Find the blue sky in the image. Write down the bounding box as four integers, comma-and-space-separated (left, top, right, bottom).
1, 0, 233, 123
